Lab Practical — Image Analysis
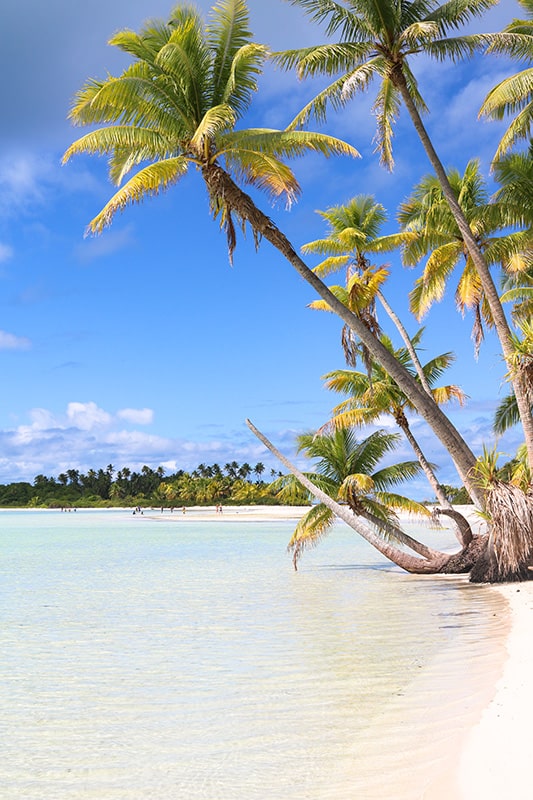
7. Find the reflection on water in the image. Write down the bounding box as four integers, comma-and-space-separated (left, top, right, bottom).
0, 511, 507, 799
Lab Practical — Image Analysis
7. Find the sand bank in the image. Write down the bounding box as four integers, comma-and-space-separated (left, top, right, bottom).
140, 504, 312, 520
458, 580, 533, 799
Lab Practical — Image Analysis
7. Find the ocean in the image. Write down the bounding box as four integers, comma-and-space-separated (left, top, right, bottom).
0, 509, 507, 799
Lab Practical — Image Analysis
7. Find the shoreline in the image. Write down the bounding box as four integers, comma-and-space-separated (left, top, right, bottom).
458, 580, 533, 798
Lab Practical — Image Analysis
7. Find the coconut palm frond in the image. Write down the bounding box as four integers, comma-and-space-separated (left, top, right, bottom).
311, 255, 351, 277
494, 392, 521, 434
287, 503, 336, 569
432, 385, 468, 406
87, 157, 190, 233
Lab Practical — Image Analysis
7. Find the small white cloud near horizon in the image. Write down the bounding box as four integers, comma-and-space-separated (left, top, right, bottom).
0, 330, 31, 350
117, 407, 154, 425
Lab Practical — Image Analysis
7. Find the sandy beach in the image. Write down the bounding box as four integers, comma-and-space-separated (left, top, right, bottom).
458, 580, 533, 799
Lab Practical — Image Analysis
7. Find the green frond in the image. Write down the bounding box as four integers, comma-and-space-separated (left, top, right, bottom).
67, 70, 190, 134
494, 393, 520, 434
371, 76, 401, 170
108, 26, 169, 62
371, 459, 423, 490
273, 41, 374, 80
286, 68, 371, 129
222, 128, 360, 161
191, 104, 236, 155
224, 149, 301, 204
86, 157, 189, 234
424, 33, 492, 62
339, 473, 375, 501
62, 127, 174, 171
301, 238, 348, 256
373, 491, 429, 516
221, 43, 269, 112
481, 70, 533, 119
426, 0, 498, 31
485, 29, 533, 60
287, 503, 335, 568
207, 0, 258, 106
312, 256, 351, 278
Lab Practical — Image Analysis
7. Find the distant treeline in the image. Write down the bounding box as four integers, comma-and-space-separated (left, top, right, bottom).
0, 461, 298, 509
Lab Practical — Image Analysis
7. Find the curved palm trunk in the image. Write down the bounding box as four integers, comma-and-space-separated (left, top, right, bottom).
376, 290, 432, 395
359, 508, 446, 560
203, 162, 485, 507
393, 69, 533, 468
432, 507, 474, 548
246, 418, 454, 573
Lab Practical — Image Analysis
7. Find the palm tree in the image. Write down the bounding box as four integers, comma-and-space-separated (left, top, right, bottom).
493, 319, 533, 437
491, 146, 533, 225
322, 331, 468, 527
63, 0, 484, 505
479, 0, 533, 159
303, 194, 432, 391
268, 424, 465, 572
274, 0, 533, 468
398, 159, 530, 356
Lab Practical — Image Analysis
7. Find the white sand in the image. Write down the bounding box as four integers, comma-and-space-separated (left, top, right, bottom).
458, 580, 533, 798
141, 504, 312, 520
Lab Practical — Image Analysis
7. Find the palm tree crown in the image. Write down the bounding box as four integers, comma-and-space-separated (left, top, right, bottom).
479, 0, 533, 159
273, 426, 427, 568
63, 0, 357, 257
276, 0, 497, 169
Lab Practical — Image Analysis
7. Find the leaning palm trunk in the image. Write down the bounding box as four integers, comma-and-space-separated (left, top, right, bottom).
245, 418, 481, 574
203, 162, 484, 505
376, 290, 432, 395
395, 412, 469, 544
392, 68, 533, 469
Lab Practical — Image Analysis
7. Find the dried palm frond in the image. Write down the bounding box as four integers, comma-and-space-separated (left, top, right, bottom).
486, 481, 533, 577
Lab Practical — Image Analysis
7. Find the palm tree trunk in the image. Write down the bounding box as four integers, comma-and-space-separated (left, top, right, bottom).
393, 68, 533, 468
246, 418, 455, 573
395, 414, 470, 544
376, 290, 432, 395
202, 162, 485, 506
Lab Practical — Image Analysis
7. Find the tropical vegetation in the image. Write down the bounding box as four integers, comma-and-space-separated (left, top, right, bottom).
0, 461, 283, 509
62, 0, 533, 583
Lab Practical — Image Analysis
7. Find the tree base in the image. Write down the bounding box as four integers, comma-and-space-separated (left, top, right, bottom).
469, 550, 533, 583
437, 535, 487, 574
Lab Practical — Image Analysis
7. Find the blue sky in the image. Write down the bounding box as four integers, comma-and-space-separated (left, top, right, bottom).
0, 0, 525, 496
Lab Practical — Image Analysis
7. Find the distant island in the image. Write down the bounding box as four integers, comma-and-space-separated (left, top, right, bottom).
0, 461, 291, 509
0, 460, 469, 509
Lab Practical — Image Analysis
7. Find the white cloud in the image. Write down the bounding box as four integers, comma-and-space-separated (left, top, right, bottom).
66, 401, 112, 430
0, 400, 294, 483
0, 330, 31, 350
117, 407, 154, 425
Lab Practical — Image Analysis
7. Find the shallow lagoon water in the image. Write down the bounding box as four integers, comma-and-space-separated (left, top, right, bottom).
0, 509, 506, 798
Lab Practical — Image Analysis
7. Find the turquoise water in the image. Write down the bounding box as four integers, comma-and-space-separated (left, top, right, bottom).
0, 510, 506, 799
